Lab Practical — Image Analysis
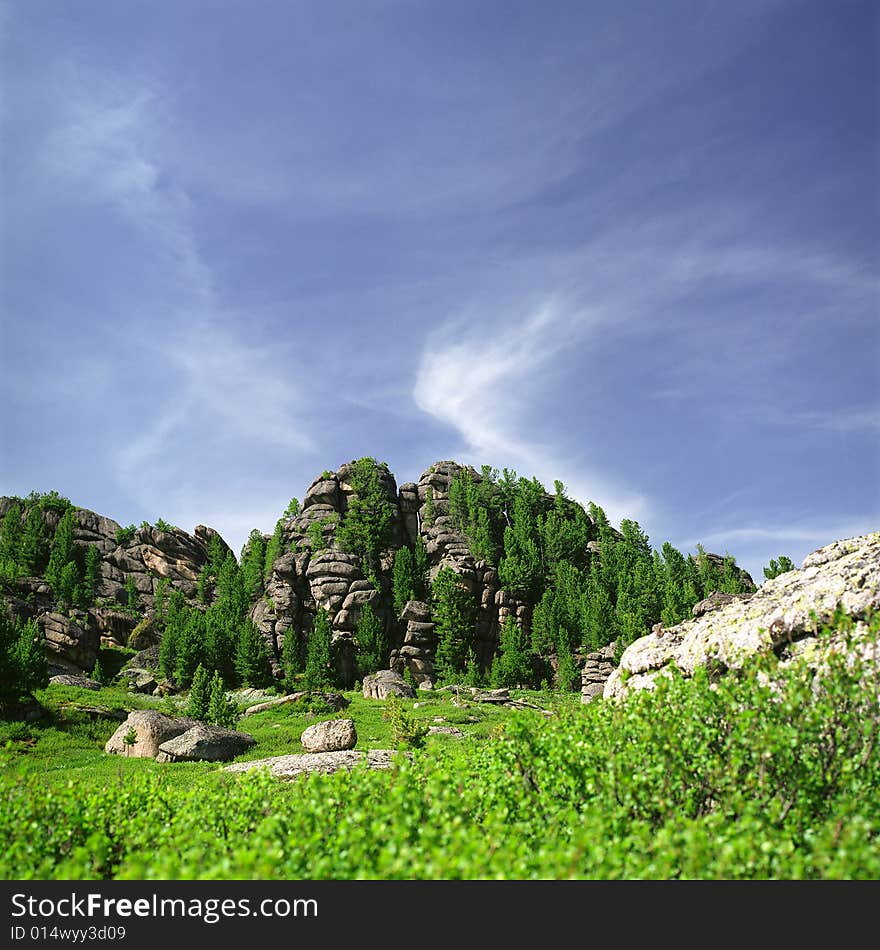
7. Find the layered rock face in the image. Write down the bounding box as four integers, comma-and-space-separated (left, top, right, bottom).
252, 459, 538, 687
604, 532, 880, 700
0, 497, 231, 673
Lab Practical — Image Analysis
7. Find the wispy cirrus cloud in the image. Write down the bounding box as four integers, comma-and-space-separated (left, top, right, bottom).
413, 300, 650, 524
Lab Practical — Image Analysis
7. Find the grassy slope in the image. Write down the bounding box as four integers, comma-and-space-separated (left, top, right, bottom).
0, 681, 573, 794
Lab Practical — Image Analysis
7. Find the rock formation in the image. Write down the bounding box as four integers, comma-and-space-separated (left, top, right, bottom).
604, 532, 880, 700
0, 496, 232, 675
580, 641, 617, 703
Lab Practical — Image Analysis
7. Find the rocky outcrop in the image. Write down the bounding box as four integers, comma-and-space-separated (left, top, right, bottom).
40, 612, 99, 675
155, 725, 255, 763
0, 497, 233, 676
363, 669, 417, 700
225, 749, 402, 779
691, 590, 752, 618
300, 718, 357, 752
389, 600, 435, 684
580, 641, 617, 703
105, 710, 198, 758
605, 533, 880, 700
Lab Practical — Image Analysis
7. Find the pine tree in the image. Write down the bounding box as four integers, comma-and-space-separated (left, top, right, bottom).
764, 555, 795, 581
555, 627, 578, 692
186, 663, 211, 720
263, 518, 284, 579
45, 508, 77, 599
492, 616, 532, 688
412, 537, 429, 600
355, 603, 386, 675
463, 648, 483, 686
124, 575, 140, 614
240, 529, 266, 599
19, 505, 48, 576
281, 627, 303, 689
0, 503, 22, 569
431, 567, 475, 682
304, 608, 333, 689
58, 561, 80, 611
0, 614, 48, 706
174, 610, 207, 688
234, 622, 273, 687
336, 457, 395, 579
393, 547, 415, 616
207, 671, 239, 728
81, 545, 101, 607
205, 607, 236, 684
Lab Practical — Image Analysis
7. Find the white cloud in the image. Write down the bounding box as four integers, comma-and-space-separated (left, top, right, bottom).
413, 301, 649, 525
39, 72, 214, 309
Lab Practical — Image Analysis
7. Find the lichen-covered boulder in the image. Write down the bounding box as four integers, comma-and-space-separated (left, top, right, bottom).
605, 533, 880, 700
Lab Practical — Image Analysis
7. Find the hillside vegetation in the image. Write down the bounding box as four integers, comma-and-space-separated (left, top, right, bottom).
1, 612, 877, 879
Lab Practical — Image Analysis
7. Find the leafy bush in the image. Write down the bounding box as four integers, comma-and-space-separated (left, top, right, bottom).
0, 617, 877, 878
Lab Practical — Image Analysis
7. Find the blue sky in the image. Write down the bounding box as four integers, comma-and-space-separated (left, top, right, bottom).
1, 0, 877, 583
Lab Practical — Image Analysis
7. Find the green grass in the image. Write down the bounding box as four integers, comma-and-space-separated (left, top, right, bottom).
2, 617, 877, 879
0, 680, 564, 790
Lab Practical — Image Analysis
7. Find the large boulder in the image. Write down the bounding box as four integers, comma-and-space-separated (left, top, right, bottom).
605, 532, 880, 700
40, 612, 99, 675
300, 718, 357, 752
363, 669, 417, 700
105, 710, 198, 758
155, 725, 255, 763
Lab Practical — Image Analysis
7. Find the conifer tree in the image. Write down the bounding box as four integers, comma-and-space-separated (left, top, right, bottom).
234, 622, 273, 687
186, 663, 212, 720
0, 615, 48, 706
336, 457, 394, 580
281, 627, 303, 689
81, 545, 101, 607
0, 503, 21, 569
492, 616, 532, 688
764, 555, 795, 580
393, 546, 415, 616
45, 508, 77, 597
174, 610, 207, 688
304, 608, 333, 689
431, 567, 475, 682
240, 529, 266, 599
355, 603, 386, 675
207, 671, 239, 728
19, 505, 48, 576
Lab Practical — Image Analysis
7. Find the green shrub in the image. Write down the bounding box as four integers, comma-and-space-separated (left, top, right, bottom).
382, 694, 429, 749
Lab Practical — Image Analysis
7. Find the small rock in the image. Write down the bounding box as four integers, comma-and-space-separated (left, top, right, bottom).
120, 668, 157, 694
428, 725, 465, 739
